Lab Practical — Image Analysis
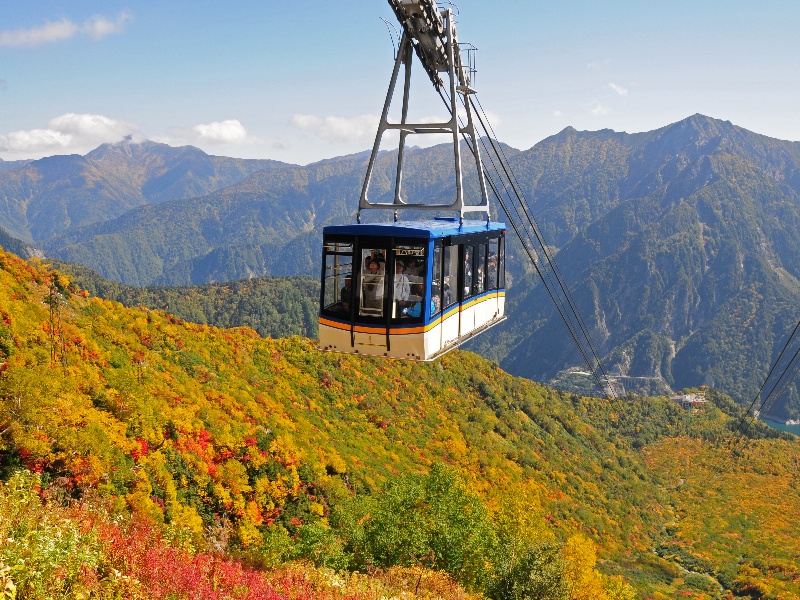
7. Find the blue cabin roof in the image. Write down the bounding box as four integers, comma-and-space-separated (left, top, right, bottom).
323, 219, 506, 239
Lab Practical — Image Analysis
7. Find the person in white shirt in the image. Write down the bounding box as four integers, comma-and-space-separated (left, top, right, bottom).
394, 260, 410, 310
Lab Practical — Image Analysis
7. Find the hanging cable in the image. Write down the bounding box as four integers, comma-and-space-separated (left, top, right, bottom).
470, 95, 615, 394
742, 343, 800, 437
433, 86, 614, 397
720, 318, 800, 464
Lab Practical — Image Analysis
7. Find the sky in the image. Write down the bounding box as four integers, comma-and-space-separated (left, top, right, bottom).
1, 1, 799, 165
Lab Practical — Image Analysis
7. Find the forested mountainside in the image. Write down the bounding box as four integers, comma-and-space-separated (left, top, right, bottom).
54, 259, 320, 340
3, 115, 800, 416
0, 225, 35, 260
471, 115, 800, 421
0, 139, 282, 244
1, 248, 799, 598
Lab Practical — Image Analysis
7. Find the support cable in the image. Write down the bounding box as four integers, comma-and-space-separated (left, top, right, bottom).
720, 318, 800, 465
433, 87, 614, 397
470, 95, 615, 395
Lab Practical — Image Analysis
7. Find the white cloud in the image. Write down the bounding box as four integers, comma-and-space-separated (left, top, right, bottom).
0, 113, 140, 155
477, 109, 502, 128
159, 119, 252, 146
608, 82, 629, 97
553, 110, 564, 117
83, 11, 132, 40
291, 113, 379, 143
590, 103, 610, 116
192, 120, 248, 144
0, 19, 77, 47
0, 11, 130, 47
48, 113, 137, 142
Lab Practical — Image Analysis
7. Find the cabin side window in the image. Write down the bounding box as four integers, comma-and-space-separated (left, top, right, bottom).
474, 244, 487, 295
498, 237, 506, 288
322, 242, 353, 316
487, 238, 499, 290
463, 245, 474, 299
431, 245, 442, 316
443, 245, 459, 309
359, 248, 386, 317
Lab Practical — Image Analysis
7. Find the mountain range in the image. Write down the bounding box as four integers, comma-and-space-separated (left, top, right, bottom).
2, 114, 800, 419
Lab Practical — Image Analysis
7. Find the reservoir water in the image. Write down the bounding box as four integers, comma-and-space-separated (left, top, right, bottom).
762, 418, 800, 437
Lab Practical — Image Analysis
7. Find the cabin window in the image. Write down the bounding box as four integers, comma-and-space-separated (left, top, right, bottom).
463, 245, 474, 299
487, 238, 499, 290
322, 242, 353, 315
431, 245, 442, 316
474, 244, 487, 295
443, 245, 459, 308
393, 245, 425, 319
359, 248, 386, 317
498, 237, 506, 288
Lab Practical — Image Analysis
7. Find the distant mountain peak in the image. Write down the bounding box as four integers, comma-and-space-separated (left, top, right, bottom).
85, 139, 209, 162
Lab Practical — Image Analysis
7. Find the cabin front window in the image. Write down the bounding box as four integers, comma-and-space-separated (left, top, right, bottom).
463, 245, 474, 299
474, 244, 487, 295
394, 245, 426, 320
498, 237, 506, 288
359, 247, 386, 317
322, 242, 353, 315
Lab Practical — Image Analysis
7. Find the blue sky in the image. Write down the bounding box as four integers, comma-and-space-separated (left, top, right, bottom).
1, 1, 798, 164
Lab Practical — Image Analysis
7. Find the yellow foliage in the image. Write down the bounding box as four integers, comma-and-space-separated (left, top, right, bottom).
237, 519, 262, 548
563, 534, 606, 600
309, 501, 325, 517
168, 502, 204, 534
602, 575, 636, 600
127, 489, 164, 524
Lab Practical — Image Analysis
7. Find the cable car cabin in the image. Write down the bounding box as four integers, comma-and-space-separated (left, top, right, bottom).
319, 219, 506, 361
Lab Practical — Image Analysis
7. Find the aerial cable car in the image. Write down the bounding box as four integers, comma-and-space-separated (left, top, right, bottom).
318, 0, 506, 360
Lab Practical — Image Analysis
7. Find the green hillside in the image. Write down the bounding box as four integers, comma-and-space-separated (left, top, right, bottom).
0, 226, 35, 260
1, 248, 799, 598
53, 259, 320, 339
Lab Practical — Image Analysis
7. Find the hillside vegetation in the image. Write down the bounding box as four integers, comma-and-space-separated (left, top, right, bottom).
53, 259, 320, 340
1, 248, 800, 598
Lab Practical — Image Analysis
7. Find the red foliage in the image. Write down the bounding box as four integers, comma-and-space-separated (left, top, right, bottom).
98, 518, 318, 599
132, 438, 150, 461
17, 447, 45, 473
197, 429, 213, 450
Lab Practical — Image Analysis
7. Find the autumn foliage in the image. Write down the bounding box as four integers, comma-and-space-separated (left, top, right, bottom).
1, 248, 799, 598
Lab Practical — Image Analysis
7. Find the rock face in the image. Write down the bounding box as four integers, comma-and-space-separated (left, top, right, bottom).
472, 115, 800, 419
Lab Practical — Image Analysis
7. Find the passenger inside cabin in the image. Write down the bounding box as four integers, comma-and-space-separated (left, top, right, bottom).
362, 260, 384, 311
487, 255, 497, 289
402, 283, 434, 318
406, 258, 424, 284
340, 275, 352, 313
367, 250, 386, 273
431, 283, 441, 315
394, 261, 410, 308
